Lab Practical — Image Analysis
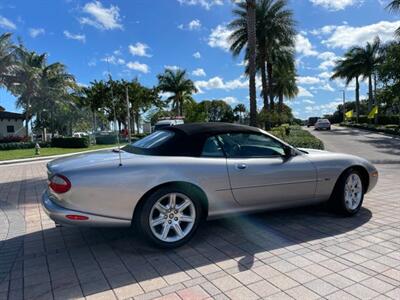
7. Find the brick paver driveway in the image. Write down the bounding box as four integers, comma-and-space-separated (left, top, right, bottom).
0, 127, 399, 300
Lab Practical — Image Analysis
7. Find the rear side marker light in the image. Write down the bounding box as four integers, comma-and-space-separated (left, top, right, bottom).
49, 174, 71, 194
66, 215, 89, 220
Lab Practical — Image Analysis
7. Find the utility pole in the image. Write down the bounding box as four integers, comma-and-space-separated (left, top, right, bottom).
342, 89, 346, 121
125, 85, 131, 143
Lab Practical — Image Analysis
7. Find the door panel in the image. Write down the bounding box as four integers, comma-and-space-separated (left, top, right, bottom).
227, 155, 317, 206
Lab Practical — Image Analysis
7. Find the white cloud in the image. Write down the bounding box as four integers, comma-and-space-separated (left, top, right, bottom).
0, 16, 16, 30
208, 25, 232, 52
164, 65, 180, 71
318, 71, 333, 79
304, 100, 342, 115
310, 25, 337, 36
309, 0, 363, 11
195, 76, 247, 93
126, 61, 149, 73
177, 0, 223, 10
222, 96, 239, 105
29, 28, 45, 38
322, 21, 400, 49
193, 51, 201, 59
101, 55, 125, 65
128, 42, 151, 57
296, 34, 318, 56
63, 30, 86, 43
303, 99, 315, 104
298, 86, 314, 98
79, 1, 123, 30
88, 59, 96, 67
320, 83, 335, 92
178, 19, 202, 31
296, 76, 321, 85
317, 51, 340, 70
192, 68, 206, 77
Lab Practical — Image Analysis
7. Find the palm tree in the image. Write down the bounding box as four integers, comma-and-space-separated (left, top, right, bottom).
273, 65, 298, 113
0, 33, 16, 88
229, 0, 257, 126
9, 46, 46, 137
82, 80, 109, 132
351, 37, 382, 111
233, 103, 247, 123
157, 69, 197, 116
229, 0, 296, 114
387, 0, 400, 37
331, 49, 364, 121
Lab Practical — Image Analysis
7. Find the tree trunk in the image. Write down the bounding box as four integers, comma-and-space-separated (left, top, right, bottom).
25, 97, 30, 138
260, 48, 269, 111
92, 111, 97, 133
266, 62, 274, 111
179, 100, 183, 117
278, 93, 284, 113
355, 77, 360, 123
135, 112, 140, 133
246, 0, 257, 127
368, 74, 373, 111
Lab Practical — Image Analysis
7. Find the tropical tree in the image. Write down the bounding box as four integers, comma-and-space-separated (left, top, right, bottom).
81, 80, 109, 132
233, 103, 247, 123
8, 46, 46, 137
0, 33, 16, 87
229, 0, 258, 126
273, 64, 298, 113
157, 69, 197, 116
386, 0, 400, 37
229, 0, 296, 115
331, 49, 364, 121
351, 37, 382, 111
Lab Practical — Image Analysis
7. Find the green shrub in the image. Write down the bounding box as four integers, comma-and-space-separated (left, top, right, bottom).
95, 135, 118, 145
0, 141, 51, 150
269, 125, 324, 150
51, 137, 89, 148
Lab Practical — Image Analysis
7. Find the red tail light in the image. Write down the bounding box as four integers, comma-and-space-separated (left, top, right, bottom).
49, 174, 71, 194
66, 215, 88, 220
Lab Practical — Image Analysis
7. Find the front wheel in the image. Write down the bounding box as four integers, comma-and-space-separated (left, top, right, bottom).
137, 187, 202, 248
330, 169, 364, 216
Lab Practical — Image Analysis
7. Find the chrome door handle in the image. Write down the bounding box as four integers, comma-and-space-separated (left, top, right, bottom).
236, 163, 247, 170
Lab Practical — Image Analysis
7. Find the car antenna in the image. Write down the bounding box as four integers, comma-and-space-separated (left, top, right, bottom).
107, 59, 123, 167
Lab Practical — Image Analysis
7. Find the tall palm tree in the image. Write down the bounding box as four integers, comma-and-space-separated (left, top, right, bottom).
0, 33, 16, 88
229, 0, 296, 114
331, 49, 364, 121
9, 46, 46, 137
233, 103, 247, 123
157, 69, 197, 116
351, 37, 382, 111
387, 0, 400, 37
229, 0, 258, 126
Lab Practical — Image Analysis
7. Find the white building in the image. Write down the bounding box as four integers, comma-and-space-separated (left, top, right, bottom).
0, 111, 25, 138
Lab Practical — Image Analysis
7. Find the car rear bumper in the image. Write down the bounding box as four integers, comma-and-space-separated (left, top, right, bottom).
41, 190, 131, 227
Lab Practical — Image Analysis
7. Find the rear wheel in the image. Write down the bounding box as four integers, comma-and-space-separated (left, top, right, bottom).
330, 169, 364, 216
137, 187, 202, 248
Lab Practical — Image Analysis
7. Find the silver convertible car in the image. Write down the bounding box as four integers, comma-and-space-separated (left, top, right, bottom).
43, 123, 378, 247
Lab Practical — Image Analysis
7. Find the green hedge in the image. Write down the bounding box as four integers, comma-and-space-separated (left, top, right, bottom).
0, 141, 51, 151
95, 135, 118, 145
341, 122, 400, 136
51, 137, 89, 148
349, 115, 399, 125
270, 125, 324, 150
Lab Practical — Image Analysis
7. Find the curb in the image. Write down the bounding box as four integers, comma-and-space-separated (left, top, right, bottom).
0, 146, 118, 166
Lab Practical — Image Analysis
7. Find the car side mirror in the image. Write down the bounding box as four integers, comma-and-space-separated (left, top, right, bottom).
284, 146, 296, 158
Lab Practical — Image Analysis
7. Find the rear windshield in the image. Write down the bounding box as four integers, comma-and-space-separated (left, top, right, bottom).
122, 130, 174, 153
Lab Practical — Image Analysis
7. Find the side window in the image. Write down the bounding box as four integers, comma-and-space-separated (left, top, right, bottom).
201, 136, 225, 157
218, 133, 285, 158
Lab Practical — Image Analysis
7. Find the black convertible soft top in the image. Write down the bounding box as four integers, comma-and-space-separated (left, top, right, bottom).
125, 122, 263, 157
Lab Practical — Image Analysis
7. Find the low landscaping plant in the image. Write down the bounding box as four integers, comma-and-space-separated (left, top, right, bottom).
95, 135, 118, 145
51, 137, 89, 148
0, 141, 51, 151
269, 125, 324, 150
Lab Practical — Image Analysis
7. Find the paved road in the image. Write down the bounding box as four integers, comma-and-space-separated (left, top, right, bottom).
305, 125, 400, 164
0, 129, 399, 299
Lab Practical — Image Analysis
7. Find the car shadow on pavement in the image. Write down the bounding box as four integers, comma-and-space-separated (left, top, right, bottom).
0, 177, 373, 299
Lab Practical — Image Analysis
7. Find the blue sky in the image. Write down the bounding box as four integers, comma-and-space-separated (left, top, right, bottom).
0, 0, 399, 119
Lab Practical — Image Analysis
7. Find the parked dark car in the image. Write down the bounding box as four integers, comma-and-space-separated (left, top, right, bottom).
307, 117, 320, 127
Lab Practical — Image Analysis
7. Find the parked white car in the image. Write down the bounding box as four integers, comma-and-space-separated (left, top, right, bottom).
154, 119, 184, 131
315, 119, 331, 130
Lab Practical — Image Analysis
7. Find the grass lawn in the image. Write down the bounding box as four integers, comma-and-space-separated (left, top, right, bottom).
0, 144, 125, 161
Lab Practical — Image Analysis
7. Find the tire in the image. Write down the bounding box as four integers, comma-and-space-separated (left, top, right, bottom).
329, 169, 364, 216
136, 186, 203, 248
